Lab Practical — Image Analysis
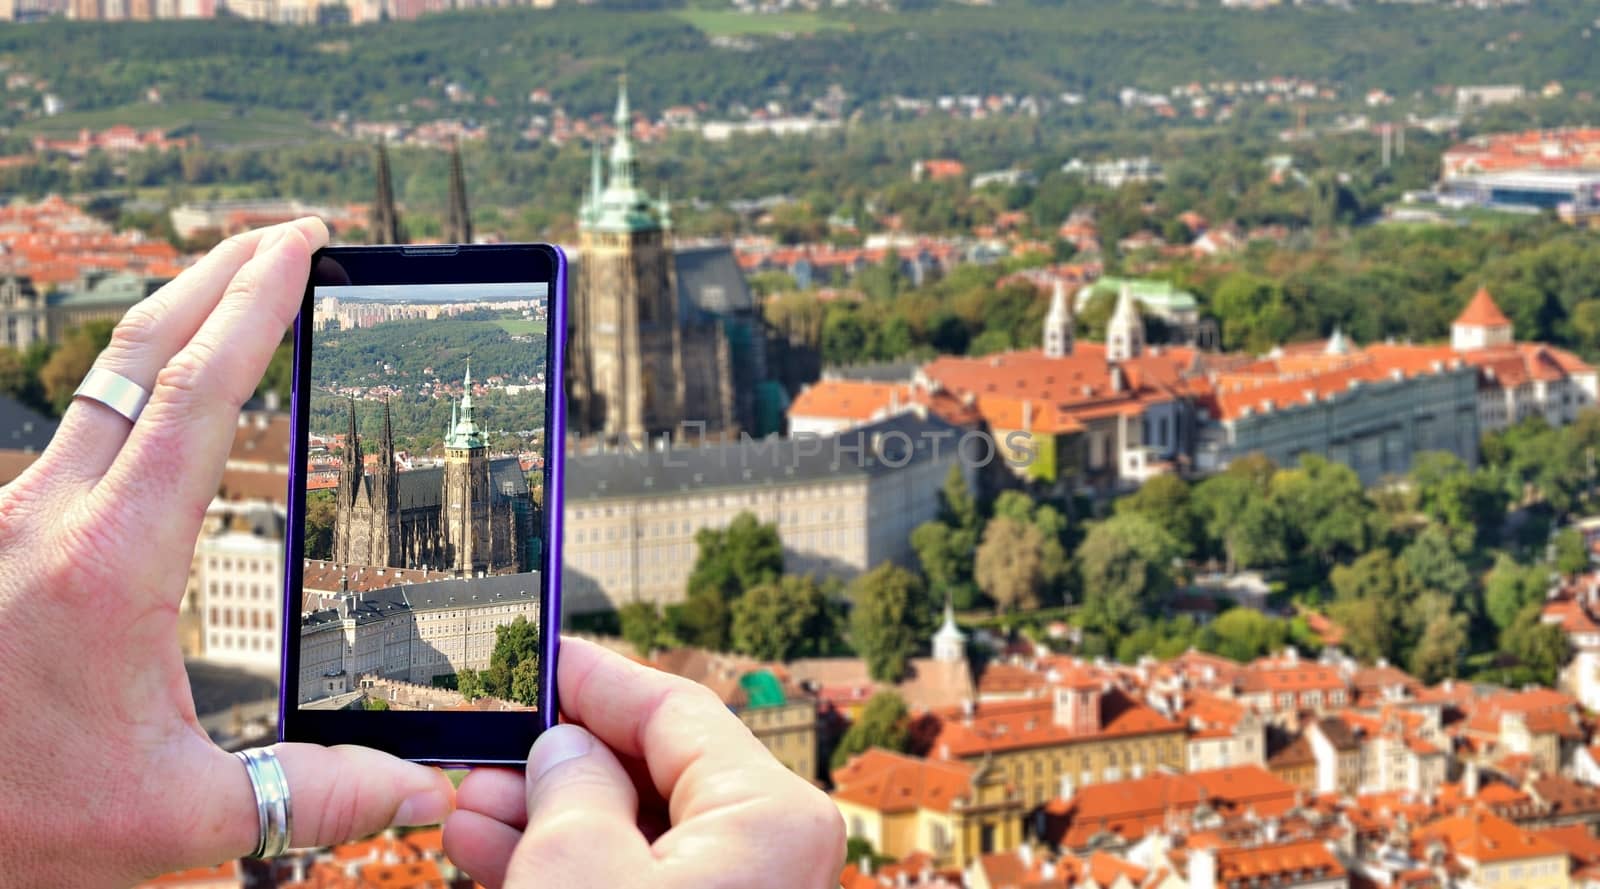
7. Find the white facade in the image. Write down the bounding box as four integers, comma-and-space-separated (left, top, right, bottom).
198, 529, 285, 674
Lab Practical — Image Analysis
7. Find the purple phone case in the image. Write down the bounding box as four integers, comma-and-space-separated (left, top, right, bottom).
277, 245, 569, 757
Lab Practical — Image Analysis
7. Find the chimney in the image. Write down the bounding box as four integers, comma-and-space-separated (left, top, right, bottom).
1019, 842, 1033, 866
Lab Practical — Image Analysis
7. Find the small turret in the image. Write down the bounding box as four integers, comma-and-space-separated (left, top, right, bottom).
1044, 278, 1074, 358
1106, 282, 1145, 362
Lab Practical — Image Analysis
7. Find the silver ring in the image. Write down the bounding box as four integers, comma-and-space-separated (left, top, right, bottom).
234, 747, 293, 859
73, 367, 151, 424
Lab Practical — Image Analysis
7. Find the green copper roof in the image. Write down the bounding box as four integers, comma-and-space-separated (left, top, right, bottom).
739, 670, 786, 709
445, 361, 485, 449
1084, 276, 1199, 312
580, 76, 670, 234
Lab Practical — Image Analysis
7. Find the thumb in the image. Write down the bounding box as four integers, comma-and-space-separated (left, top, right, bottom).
505, 725, 653, 887
174, 742, 455, 868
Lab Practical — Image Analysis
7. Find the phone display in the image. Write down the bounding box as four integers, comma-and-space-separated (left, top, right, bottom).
280, 244, 565, 765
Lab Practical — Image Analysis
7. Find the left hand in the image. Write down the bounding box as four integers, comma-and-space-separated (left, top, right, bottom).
0, 219, 456, 887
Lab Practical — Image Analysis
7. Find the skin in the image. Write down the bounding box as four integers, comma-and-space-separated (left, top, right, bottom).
0, 219, 846, 888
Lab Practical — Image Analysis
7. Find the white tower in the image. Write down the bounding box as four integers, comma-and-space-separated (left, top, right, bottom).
1044, 278, 1074, 358
1106, 283, 1145, 362
933, 594, 966, 664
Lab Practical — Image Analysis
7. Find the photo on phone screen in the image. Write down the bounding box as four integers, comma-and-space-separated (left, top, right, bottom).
294, 279, 548, 713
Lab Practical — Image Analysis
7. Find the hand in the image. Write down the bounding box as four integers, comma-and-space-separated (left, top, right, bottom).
0, 219, 455, 887
443, 637, 846, 889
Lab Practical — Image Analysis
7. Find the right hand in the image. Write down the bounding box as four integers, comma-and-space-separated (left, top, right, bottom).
442, 637, 846, 889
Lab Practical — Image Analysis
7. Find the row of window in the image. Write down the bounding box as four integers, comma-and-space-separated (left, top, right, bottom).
210, 607, 275, 631
206, 557, 275, 574
208, 633, 276, 652
207, 580, 273, 600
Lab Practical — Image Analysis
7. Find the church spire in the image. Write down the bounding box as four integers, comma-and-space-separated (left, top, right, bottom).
933, 588, 966, 664
608, 73, 638, 192
1106, 282, 1145, 363
1044, 277, 1074, 358
445, 136, 471, 245
368, 137, 406, 245
584, 141, 603, 222
340, 398, 363, 506
446, 360, 484, 449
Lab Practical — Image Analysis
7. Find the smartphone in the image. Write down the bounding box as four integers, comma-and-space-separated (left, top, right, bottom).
279, 243, 566, 766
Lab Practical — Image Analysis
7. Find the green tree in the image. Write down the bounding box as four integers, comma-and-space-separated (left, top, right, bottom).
974, 516, 1059, 613
1075, 514, 1181, 636
620, 601, 668, 655
456, 667, 485, 702
1484, 553, 1548, 631
1115, 475, 1197, 557
1199, 608, 1288, 663
1327, 550, 1416, 664
38, 320, 114, 416
304, 490, 337, 561
829, 691, 910, 770
730, 575, 839, 661
680, 513, 784, 650
1270, 455, 1374, 567
849, 563, 932, 682
363, 697, 389, 711
510, 658, 541, 707
1500, 602, 1570, 687
1401, 525, 1475, 615
1191, 473, 1284, 571
1410, 451, 1509, 549
480, 615, 541, 702
1556, 528, 1591, 576
1408, 593, 1469, 683
911, 466, 983, 608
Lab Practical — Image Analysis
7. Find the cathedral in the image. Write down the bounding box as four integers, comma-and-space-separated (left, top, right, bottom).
568, 79, 763, 444
333, 365, 534, 576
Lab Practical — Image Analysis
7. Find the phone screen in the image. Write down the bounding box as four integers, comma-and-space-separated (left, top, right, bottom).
293, 278, 549, 715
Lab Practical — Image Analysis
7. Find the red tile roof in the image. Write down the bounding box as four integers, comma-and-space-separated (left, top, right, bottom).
927, 691, 1182, 760
1416, 810, 1567, 864
831, 749, 978, 815
1455, 288, 1513, 328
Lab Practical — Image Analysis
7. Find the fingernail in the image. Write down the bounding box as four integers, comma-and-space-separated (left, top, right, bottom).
292, 216, 331, 249
394, 789, 451, 827
527, 724, 594, 780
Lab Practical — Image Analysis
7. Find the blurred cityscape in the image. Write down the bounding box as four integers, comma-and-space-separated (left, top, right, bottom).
8, 2, 1600, 887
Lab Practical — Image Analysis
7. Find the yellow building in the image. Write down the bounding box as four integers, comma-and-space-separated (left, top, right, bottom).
1415, 810, 1570, 889
832, 749, 1024, 869
926, 679, 1188, 810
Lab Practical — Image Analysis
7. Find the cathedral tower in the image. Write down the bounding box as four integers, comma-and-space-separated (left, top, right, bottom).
569, 76, 688, 445
368, 138, 406, 246
442, 363, 494, 575
445, 137, 472, 245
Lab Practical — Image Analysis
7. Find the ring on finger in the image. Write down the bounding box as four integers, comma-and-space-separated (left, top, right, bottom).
235, 747, 294, 859
72, 368, 152, 425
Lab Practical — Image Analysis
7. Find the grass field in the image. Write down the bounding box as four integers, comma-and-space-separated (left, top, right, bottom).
17, 100, 322, 148
495, 319, 545, 336
672, 9, 851, 36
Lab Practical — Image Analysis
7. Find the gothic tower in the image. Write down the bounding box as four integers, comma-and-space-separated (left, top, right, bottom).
1044, 278, 1074, 358
334, 399, 364, 565
569, 75, 684, 445
369, 138, 406, 246
1106, 282, 1145, 363
371, 399, 401, 566
445, 137, 472, 245
442, 363, 493, 575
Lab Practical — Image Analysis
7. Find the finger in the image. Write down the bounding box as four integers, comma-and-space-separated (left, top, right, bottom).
442, 809, 522, 889
94, 218, 327, 561
42, 219, 323, 488
557, 637, 777, 810
456, 767, 528, 830
502, 725, 652, 887
179, 742, 455, 866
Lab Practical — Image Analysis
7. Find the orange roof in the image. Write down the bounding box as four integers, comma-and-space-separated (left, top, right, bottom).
1218, 839, 1345, 882
1456, 288, 1513, 328
357, 860, 445, 889
1416, 810, 1566, 864
1047, 766, 1299, 849
831, 749, 976, 814
789, 379, 908, 422
928, 691, 1182, 759
132, 863, 242, 887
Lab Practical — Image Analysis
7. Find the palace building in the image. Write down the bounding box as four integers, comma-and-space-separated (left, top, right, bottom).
333, 364, 535, 576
